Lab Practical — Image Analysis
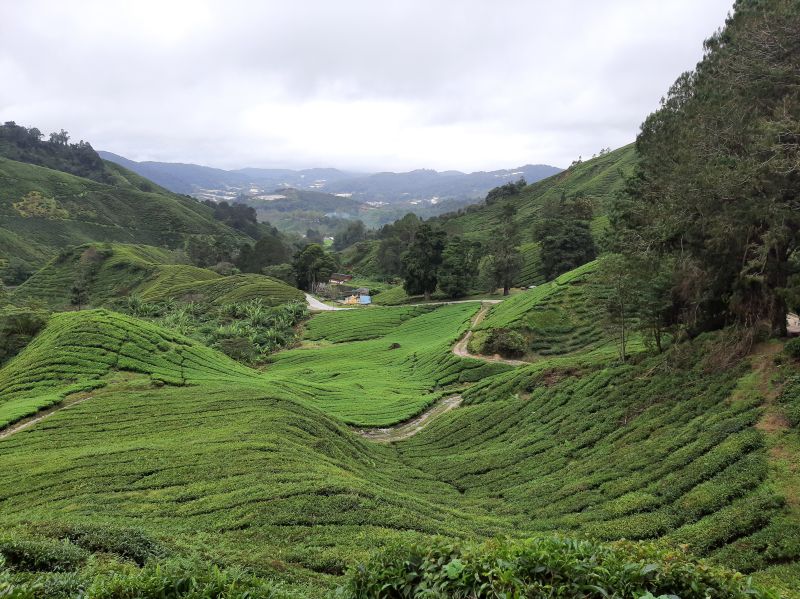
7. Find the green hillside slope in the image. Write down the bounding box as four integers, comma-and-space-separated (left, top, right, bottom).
0, 278, 796, 595
436, 145, 635, 245
11, 243, 303, 308
0, 156, 245, 277
428, 144, 636, 286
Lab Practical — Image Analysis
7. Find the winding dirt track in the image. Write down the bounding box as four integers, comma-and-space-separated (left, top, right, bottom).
355, 395, 463, 443
0, 395, 93, 441
356, 302, 531, 442
452, 303, 528, 366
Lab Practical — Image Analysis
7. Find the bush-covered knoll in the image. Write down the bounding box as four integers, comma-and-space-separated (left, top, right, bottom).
11, 243, 304, 308
0, 309, 258, 427
471, 260, 614, 358
0, 156, 244, 273
12, 244, 177, 307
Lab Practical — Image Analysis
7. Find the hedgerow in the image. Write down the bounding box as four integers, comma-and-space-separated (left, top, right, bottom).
339, 538, 775, 599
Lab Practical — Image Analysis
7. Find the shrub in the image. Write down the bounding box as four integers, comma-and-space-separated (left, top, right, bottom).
0, 309, 47, 366
784, 337, 800, 360
339, 538, 777, 599
31, 523, 166, 566
482, 328, 526, 357
216, 336, 259, 363
0, 536, 88, 572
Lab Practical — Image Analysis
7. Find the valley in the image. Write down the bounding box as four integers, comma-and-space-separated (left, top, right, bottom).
1, 1, 799, 597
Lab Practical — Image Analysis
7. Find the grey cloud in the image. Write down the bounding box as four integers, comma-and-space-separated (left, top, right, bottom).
0, 0, 734, 171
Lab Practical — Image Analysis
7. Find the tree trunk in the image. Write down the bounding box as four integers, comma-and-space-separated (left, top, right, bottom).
766, 244, 789, 337
424, 290, 431, 301
503, 284, 510, 296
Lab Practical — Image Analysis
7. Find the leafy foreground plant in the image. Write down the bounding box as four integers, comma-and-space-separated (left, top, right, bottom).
338, 537, 775, 599
0, 554, 295, 599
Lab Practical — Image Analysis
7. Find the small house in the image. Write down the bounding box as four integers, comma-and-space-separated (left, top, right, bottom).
329, 273, 354, 285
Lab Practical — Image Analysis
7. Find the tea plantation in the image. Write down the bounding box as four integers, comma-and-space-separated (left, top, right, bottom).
0, 262, 798, 597
11, 242, 303, 308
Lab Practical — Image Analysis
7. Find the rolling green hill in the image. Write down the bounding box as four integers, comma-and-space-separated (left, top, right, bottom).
0, 156, 246, 279
0, 263, 798, 596
11, 243, 303, 309
425, 144, 637, 287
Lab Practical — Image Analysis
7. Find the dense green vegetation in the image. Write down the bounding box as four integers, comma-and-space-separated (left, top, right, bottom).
10, 243, 303, 309
0, 154, 246, 279
611, 0, 800, 339
0, 276, 796, 595
1, 3, 799, 597
342, 537, 773, 599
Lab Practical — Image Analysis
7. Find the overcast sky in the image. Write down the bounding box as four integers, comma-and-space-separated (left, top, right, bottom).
0, 1, 734, 172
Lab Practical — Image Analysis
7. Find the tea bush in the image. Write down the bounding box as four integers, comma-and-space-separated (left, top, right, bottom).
339, 538, 776, 599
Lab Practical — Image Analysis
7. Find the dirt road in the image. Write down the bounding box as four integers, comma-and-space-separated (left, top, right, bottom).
452, 303, 528, 366
355, 395, 463, 443
305, 294, 350, 311
0, 395, 93, 441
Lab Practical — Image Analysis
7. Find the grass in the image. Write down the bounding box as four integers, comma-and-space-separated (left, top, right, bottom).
0, 259, 798, 596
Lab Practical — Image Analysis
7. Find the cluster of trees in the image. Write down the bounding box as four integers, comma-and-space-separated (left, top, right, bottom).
535, 193, 597, 280
202, 200, 262, 239
484, 178, 526, 205
0, 122, 106, 181
397, 203, 523, 300
609, 0, 800, 348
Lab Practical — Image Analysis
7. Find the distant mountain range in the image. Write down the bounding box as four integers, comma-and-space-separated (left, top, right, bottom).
98, 151, 562, 204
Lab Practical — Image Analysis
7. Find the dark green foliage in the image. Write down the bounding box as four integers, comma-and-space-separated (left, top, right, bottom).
484, 178, 526, 206
262, 263, 296, 286
784, 338, 800, 361
236, 227, 292, 274
437, 237, 481, 298
340, 538, 775, 599
779, 374, 800, 428
0, 537, 88, 572
121, 298, 309, 364
612, 0, 800, 336
31, 523, 166, 566
0, 122, 107, 183
0, 309, 47, 366
480, 328, 526, 357
203, 200, 261, 238
536, 194, 597, 280
375, 237, 403, 277
486, 204, 523, 296
185, 235, 239, 268
333, 220, 367, 251
0, 552, 290, 598
292, 244, 337, 291
401, 224, 446, 300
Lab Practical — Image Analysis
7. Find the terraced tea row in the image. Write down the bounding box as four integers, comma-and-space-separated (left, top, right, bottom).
303, 305, 437, 343
0, 309, 259, 427
269, 303, 511, 425
11, 242, 304, 308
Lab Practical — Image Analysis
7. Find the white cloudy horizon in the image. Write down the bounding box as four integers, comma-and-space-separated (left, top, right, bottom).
0, 0, 734, 172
